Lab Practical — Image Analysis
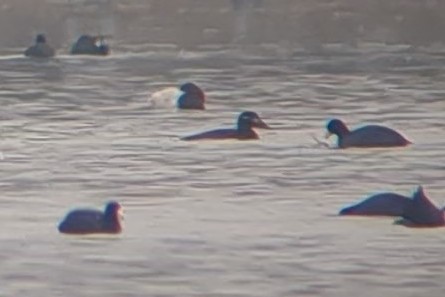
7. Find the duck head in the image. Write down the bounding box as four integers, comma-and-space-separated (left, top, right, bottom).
237, 111, 270, 131
36, 34, 47, 44
325, 118, 350, 139
104, 201, 124, 232
177, 82, 205, 109
180, 83, 205, 99
105, 201, 123, 219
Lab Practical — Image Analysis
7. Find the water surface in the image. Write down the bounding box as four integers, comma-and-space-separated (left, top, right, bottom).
1, 43, 445, 296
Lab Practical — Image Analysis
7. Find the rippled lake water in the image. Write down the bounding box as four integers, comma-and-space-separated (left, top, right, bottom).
1, 43, 445, 296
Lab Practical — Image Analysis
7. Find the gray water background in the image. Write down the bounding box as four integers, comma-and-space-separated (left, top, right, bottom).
1, 1, 445, 296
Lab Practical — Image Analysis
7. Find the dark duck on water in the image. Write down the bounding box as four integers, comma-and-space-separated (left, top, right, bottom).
181, 111, 270, 141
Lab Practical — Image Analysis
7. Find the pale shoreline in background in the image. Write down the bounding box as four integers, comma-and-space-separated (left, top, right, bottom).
1, 0, 445, 51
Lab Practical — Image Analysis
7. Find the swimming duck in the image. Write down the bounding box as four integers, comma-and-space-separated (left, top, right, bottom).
58, 201, 123, 234
24, 34, 55, 58
340, 187, 445, 228
70, 35, 110, 56
181, 111, 270, 141
177, 82, 205, 110
325, 118, 411, 148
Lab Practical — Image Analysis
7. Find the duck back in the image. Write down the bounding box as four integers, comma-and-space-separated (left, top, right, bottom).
339, 193, 411, 216
58, 209, 105, 234
182, 128, 258, 141
24, 44, 55, 58
340, 125, 410, 148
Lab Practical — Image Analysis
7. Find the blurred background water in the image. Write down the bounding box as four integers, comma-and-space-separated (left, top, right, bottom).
0, 1, 445, 296
3, 0, 445, 51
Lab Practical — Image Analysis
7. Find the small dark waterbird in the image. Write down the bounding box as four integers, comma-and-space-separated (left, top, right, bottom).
339, 187, 445, 228
325, 118, 411, 148
58, 201, 123, 234
70, 35, 110, 56
24, 34, 55, 58
181, 111, 270, 141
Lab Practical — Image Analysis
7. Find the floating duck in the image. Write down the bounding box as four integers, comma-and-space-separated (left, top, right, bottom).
326, 118, 411, 148
70, 35, 110, 56
58, 201, 123, 234
340, 187, 445, 228
24, 34, 55, 58
181, 111, 270, 141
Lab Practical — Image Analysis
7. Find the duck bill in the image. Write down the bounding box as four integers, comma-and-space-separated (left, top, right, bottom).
118, 207, 125, 221
254, 118, 271, 129
325, 131, 333, 139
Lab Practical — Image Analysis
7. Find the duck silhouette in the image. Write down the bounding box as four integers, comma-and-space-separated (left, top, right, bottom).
70, 35, 110, 56
326, 118, 411, 148
24, 34, 55, 58
58, 201, 123, 234
181, 111, 270, 141
340, 187, 445, 228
